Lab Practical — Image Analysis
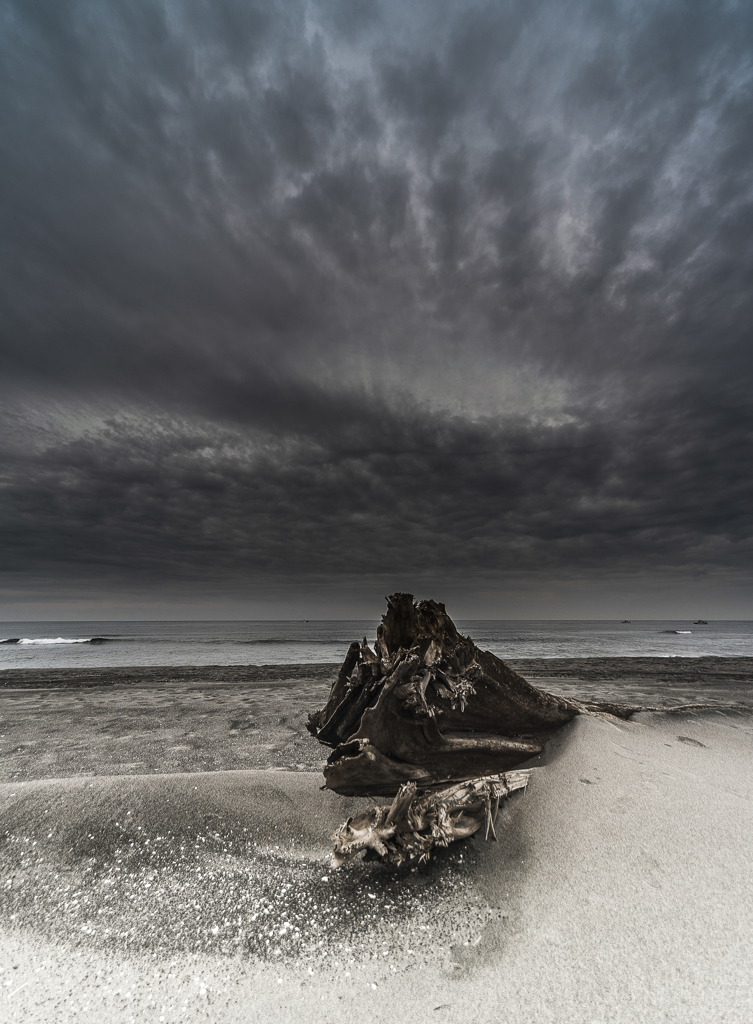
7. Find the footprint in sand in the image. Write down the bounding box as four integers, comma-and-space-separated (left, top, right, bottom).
677, 735, 708, 748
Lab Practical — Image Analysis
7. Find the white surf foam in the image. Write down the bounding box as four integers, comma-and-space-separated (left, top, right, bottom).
17, 637, 100, 645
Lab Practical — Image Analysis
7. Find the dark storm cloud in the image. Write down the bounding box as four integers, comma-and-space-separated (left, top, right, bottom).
1, 0, 752, 606
3, 389, 752, 599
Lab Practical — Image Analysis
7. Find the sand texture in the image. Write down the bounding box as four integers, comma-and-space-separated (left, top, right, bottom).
0, 664, 751, 1022
0, 672, 330, 782
1, 658, 750, 784
511, 656, 753, 708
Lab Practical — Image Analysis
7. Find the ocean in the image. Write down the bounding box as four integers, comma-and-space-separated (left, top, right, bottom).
2, 619, 753, 670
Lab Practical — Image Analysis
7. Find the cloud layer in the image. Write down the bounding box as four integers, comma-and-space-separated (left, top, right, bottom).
1, 0, 752, 614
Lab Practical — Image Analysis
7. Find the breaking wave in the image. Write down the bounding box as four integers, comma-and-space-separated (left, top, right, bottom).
662, 630, 692, 634
0, 636, 117, 645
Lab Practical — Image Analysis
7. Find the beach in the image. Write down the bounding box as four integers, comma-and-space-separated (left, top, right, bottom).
1, 660, 751, 1022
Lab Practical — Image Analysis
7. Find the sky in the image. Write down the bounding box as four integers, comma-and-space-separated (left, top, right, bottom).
1, 0, 752, 620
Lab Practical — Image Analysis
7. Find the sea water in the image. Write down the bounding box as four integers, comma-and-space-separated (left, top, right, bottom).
1, 619, 753, 670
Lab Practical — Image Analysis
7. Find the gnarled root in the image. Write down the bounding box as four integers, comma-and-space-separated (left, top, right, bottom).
330, 769, 535, 868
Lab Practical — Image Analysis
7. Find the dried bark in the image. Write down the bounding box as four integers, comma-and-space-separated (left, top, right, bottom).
307, 592, 634, 799
309, 593, 733, 867
330, 771, 534, 868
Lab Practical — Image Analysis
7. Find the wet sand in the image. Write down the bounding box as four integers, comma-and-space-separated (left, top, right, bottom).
0, 669, 332, 782
1, 662, 752, 1022
1, 658, 750, 783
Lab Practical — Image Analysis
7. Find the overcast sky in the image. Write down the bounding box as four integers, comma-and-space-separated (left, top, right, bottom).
1, 0, 752, 619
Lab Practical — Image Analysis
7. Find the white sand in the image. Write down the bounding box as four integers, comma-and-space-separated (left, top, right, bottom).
1, 709, 751, 1023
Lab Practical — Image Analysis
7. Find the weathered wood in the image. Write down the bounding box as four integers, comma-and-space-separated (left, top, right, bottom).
310, 594, 731, 867
307, 593, 615, 798
330, 771, 535, 868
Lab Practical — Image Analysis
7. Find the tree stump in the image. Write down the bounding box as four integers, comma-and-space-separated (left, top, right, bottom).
308, 594, 730, 866
307, 593, 655, 867
308, 592, 635, 798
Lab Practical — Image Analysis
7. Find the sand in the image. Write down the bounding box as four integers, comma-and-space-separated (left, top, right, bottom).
1, 658, 749, 783
1, 663, 752, 1022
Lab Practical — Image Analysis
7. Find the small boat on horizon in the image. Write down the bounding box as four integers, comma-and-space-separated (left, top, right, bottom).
693, 619, 708, 624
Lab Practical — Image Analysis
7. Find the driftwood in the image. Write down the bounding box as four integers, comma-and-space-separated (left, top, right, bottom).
309, 594, 734, 867
308, 593, 636, 799
330, 771, 534, 868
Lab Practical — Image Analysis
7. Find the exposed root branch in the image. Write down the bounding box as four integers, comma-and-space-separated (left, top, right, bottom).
330, 770, 534, 868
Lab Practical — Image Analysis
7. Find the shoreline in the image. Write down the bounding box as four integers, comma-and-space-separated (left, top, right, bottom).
2, 654, 753, 684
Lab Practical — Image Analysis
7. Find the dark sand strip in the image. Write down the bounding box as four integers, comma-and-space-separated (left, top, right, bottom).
0, 664, 340, 689
2, 657, 752, 695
